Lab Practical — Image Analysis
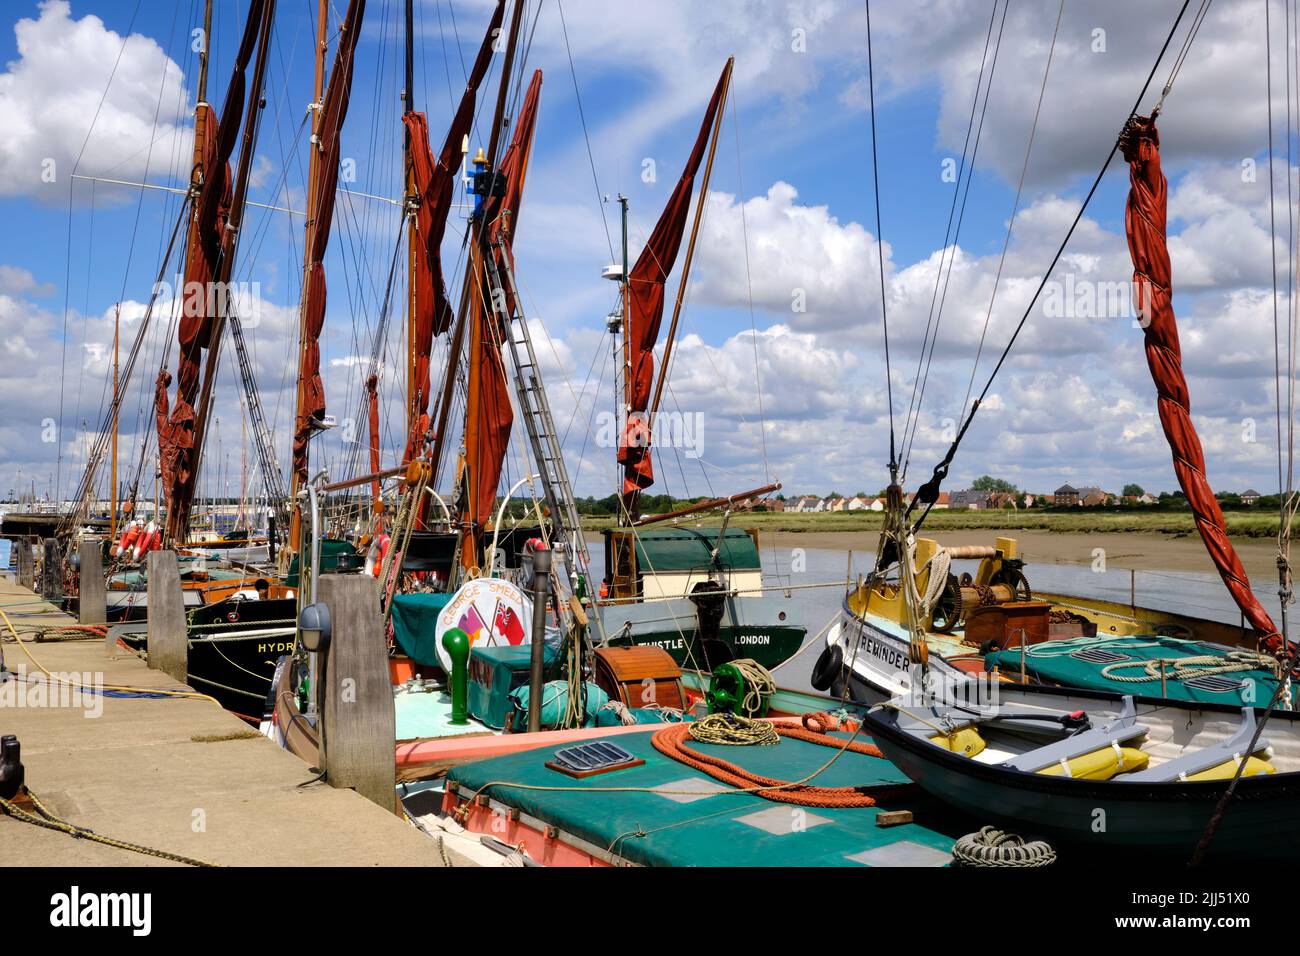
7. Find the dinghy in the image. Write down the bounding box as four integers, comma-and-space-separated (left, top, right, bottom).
863, 683, 1300, 860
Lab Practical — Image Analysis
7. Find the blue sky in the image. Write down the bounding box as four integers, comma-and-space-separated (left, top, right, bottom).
0, 0, 1291, 508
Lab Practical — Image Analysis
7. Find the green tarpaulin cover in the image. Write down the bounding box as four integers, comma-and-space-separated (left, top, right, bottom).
619, 526, 760, 573
390, 592, 453, 666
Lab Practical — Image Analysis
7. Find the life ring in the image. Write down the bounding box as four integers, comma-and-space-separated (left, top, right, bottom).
810, 643, 843, 692
364, 533, 391, 577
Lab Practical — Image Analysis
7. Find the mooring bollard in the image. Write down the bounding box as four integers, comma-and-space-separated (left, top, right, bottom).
442, 628, 470, 726
145, 551, 187, 683
78, 539, 106, 626
317, 574, 396, 814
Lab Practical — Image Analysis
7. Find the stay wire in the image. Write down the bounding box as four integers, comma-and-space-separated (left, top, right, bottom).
907, 0, 1194, 531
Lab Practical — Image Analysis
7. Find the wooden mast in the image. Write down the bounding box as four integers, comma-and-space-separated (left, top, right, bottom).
404, 0, 417, 444
418, 0, 524, 569
110, 306, 119, 542
286, 0, 331, 557
461, 0, 525, 572
171, 0, 277, 543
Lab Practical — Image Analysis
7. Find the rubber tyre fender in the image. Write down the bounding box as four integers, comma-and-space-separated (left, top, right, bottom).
810, 642, 843, 692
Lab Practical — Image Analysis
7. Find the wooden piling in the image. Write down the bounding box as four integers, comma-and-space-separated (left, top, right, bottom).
40, 538, 62, 602
16, 539, 33, 589
146, 550, 187, 683
78, 539, 106, 625
318, 574, 396, 813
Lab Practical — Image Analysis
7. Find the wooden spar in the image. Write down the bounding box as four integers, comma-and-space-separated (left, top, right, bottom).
618, 195, 630, 516
322, 464, 404, 494
404, 0, 417, 452
286, 0, 331, 557
110, 306, 119, 543
630, 481, 782, 528
426, 0, 525, 536
182, 0, 277, 541
647, 57, 733, 427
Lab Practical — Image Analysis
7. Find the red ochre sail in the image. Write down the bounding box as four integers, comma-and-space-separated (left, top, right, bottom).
618, 64, 728, 496
402, 0, 504, 466
1122, 115, 1280, 648
291, 0, 366, 490
162, 8, 253, 518
464, 69, 542, 528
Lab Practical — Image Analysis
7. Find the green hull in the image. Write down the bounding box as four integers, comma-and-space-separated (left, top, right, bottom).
625, 624, 806, 671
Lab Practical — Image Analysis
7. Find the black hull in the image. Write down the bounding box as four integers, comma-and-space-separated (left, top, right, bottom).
119, 597, 297, 716
865, 684, 1300, 862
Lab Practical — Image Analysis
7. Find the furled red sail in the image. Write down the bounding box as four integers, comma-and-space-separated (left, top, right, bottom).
163, 10, 252, 517
1122, 115, 1280, 648
402, 0, 505, 466
464, 69, 542, 527
366, 371, 382, 528
291, 0, 366, 490
618, 63, 728, 496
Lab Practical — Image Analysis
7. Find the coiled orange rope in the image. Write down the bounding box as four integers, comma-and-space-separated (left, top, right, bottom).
650, 711, 908, 808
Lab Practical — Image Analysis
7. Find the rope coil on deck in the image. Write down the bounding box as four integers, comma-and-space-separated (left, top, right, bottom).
952, 826, 1056, 867
650, 711, 908, 808
1099, 651, 1275, 684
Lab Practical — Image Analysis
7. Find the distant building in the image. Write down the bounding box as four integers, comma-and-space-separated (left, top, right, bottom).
949, 489, 989, 510
1138, 493, 1159, 505
1078, 486, 1109, 507
1241, 489, 1261, 506
1054, 484, 1078, 507
789, 495, 820, 513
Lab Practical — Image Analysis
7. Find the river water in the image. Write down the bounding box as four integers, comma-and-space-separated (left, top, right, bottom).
587, 543, 1290, 694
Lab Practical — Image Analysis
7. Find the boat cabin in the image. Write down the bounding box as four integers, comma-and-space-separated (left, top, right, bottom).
602, 525, 763, 601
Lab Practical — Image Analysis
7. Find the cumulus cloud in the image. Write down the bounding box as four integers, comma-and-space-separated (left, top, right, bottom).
0, 1, 193, 200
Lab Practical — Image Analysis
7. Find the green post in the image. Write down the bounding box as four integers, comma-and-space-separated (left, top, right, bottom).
442, 627, 470, 725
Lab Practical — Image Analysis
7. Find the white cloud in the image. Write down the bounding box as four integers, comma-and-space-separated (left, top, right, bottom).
0, 1, 193, 200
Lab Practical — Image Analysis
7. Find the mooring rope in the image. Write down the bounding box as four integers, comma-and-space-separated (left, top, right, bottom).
952, 825, 1056, 868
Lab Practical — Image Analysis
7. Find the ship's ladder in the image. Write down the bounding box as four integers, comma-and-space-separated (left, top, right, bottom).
484, 238, 606, 642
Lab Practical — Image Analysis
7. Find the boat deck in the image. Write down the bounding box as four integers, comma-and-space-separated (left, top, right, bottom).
445, 724, 971, 866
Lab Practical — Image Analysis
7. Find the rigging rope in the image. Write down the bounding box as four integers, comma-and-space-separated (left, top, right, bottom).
907, 0, 1194, 532
961, 0, 1064, 417
864, 0, 897, 476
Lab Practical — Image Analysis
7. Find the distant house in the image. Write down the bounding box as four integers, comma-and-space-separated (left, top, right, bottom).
934, 492, 950, 510
1241, 489, 1261, 506
844, 496, 869, 511
1138, 493, 1159, 505
1054, 484, 1079, 507
826, 497, 848, 512
789, 495, 820, 513
1078, 486, 1109, 507
1022, 493, 1036, 508
869, 497, 887, 512
986, 491, 1018, 509
949, 489, 989, 510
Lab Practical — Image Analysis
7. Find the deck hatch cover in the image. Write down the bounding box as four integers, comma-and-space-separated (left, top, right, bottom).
552, 740, 637, 773
1182, 674, 1246, 694
1069, 648, 1129, 664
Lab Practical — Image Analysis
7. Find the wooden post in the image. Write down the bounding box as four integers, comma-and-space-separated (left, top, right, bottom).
78, 539, 106, 625
146, 550, 187, 683
319, 574, 396, 813
16, 539, 33, 590
40, 539, 62, 602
